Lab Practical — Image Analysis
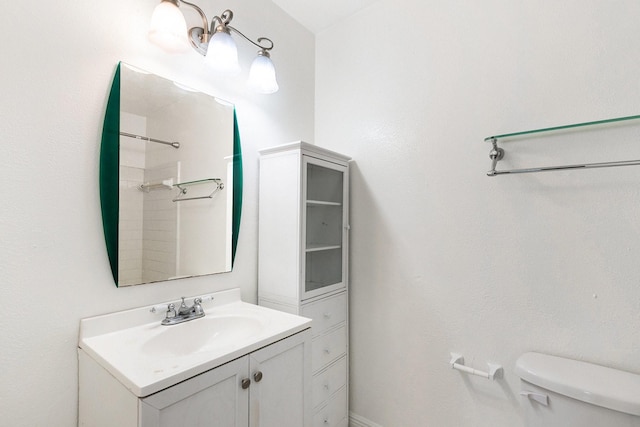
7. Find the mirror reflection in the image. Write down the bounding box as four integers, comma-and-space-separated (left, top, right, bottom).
100, 62, 241, 287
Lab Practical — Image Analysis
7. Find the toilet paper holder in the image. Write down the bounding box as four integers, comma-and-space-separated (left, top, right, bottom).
450, 353, 503, 381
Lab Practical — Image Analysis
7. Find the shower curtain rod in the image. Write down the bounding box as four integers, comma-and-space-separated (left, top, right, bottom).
120, 131, 180, 149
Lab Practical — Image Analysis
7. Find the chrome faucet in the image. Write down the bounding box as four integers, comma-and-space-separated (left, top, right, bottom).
161, 297, 206, 326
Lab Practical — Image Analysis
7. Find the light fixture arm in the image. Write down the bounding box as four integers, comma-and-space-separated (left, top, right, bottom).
176, 4, 274, 56
179, 0, 209, 35
209, 9, 273, 51
177, 0, 212, 53
227, 26, 274, 52
212, 9, 234, 29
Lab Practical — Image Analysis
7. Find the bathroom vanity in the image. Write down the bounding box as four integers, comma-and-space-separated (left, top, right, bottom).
258, 142, 350, 427
78, 289, 312, 426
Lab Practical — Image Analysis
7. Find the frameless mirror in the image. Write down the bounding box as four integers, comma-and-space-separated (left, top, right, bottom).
100, 62, 242, 287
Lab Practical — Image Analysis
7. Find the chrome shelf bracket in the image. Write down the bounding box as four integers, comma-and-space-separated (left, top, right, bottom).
487, 138, 505, 177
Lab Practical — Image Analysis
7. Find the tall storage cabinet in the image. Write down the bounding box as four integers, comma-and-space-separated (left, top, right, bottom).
258, 141, 350, 427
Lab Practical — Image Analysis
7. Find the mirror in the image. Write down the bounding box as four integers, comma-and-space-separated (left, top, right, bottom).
100, 62, 242, 287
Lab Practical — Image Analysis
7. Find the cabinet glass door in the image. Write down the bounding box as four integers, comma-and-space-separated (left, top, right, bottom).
302, 157, 348, 299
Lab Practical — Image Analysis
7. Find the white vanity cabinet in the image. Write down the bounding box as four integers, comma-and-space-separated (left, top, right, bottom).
141, 355, 249, 427
258, 142, 350, 427
78, 289, 313, 427
79, 329, 310, 427
140, 331, 309, 427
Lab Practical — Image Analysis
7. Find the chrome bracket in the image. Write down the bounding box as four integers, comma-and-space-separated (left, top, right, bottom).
487, 138, 505, 177
188, 27, 209, 56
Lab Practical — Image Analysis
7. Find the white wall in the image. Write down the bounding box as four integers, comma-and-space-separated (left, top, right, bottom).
0, 0, 314, 425
142, 163, 178, 283
316, 0, 640, 426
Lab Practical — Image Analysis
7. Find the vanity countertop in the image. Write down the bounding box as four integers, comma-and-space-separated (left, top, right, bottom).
78, 289, 311, 397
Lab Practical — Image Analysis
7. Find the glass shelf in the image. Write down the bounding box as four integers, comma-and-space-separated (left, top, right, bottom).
306, 244, 341, 253
484, 113, 640, 176
175, 178, 222, 187
173, 178, 224, 202
307, 200, 342, 206
305, 248, 342, 292
484, 114, 640, 142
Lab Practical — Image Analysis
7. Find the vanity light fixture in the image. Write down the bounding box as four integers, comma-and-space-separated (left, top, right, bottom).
148, 0, 279, 94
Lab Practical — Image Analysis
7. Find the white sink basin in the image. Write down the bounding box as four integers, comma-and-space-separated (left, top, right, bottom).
78, 289, 311, 397
141, 315, 266, 357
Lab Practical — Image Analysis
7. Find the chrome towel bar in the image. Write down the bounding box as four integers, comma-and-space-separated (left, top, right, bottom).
487, 138, 640, 176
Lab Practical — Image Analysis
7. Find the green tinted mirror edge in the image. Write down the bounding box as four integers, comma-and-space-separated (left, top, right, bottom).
100, 63, 120, 285
232, 109, 243, 266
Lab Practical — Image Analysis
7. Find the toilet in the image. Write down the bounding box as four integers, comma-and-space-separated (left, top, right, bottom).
515, 352, 640, 426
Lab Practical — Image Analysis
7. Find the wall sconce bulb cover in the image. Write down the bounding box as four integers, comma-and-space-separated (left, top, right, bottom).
204, 31, 241, 75
148, 1, 190, 53
247, 53, 279, 94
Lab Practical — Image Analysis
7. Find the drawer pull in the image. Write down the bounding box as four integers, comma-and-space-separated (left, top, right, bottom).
323, 312, 332, 319
323, 382, 330, 390
324, 348, 331, 355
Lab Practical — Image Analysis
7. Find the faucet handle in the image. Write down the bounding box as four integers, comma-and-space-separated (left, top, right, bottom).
150, 302, 177, 315
166, 303, 177, 319
193, 298, 204, 315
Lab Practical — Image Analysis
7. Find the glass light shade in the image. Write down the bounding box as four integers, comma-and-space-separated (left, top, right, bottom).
205, 31, 241, 75
247, 54, 279, 94
148, 1, 189, 53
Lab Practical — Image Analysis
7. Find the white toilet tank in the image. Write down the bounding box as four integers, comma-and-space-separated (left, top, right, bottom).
515, 352, 640, 427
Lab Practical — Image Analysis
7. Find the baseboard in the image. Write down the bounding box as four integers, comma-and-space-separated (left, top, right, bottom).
350, 412, 383, 427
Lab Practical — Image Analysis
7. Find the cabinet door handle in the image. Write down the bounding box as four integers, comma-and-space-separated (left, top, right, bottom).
241, 378, 251, 389
324, 348, 331, 355
253, 371, 263, 382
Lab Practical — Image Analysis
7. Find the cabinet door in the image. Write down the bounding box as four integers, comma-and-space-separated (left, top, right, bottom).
302, 156, 348, 300
249, 330, 311, 427
140, 356, 249, 427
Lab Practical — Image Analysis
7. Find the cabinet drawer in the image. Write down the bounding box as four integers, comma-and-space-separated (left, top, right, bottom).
312, 356, 347, 409
312, 325, 347, 372
302, 293, 347, 337
313, 386, 348, 427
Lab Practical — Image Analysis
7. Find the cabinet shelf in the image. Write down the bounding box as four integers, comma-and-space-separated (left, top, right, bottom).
307, 200, 342, 206
306, 244, 341, 253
